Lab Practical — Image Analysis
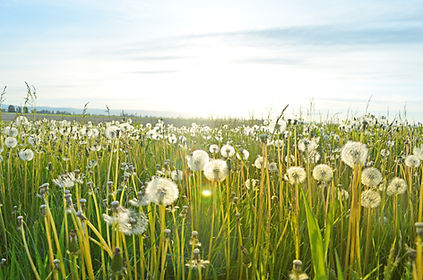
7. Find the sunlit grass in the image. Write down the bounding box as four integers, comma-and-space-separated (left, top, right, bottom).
0, 111, 422, 279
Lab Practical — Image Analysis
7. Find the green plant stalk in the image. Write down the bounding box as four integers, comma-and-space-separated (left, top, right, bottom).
225, 176, 232, 280
159, 205, 167, 280
43, 216, 55, 274
85, 220, 113, 257
44, 200, 66, 278
160, 237, 170, 280
205, 183, 217, 278
301, 179, 328, 279
91, 190, 107, 280
418, 166, 423, 222
363, 208, 372, 273
0, 205, 7, 250
23, 162, 28, 208
171, 211, 181, 280
20, 223, 41, 280
148, 205, 157, 278
133, 235, 138, 280
121, 233, 133, 280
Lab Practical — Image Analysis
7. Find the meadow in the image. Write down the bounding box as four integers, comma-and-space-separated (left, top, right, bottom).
0, 112, 422, 280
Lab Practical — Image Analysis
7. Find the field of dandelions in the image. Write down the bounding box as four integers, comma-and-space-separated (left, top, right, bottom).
0, 114, 423, 280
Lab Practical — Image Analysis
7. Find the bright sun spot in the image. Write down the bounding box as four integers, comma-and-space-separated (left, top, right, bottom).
202, 189, 212, 197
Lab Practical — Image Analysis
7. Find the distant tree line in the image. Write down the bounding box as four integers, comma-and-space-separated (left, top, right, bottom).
2, 105, 147, 118
2, 105, 72, 115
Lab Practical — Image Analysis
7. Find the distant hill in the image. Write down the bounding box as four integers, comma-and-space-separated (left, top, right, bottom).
0, 104, 194, 118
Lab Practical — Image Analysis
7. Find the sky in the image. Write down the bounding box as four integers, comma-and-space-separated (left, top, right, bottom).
1, 0, 423, 120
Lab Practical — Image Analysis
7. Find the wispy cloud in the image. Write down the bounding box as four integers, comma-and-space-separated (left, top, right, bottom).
126, 55, 190, 61
182, 24, 423, 47
232, 57, 304, 65
128, 70, 178, 74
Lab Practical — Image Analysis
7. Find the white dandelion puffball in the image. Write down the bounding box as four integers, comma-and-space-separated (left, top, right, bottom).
203, 159, 229, 182
269, 162, 278, 173
386, 177, 407, 196
145, 177, 179, 206
103, 205, 148, 235
414, 145, 423, 160
245, 178, 258, 190
361, 167, 382, 187
19, 149, 34, 161
220, 144, 235, 158
254, 156, 266, 169
4, 137, 18, 148
209, 144, 220, 154
361, 190, 381, 208
268, 119, 287, 133
298, 138, 318, 153
236, 148, 250, 161
15, 116, 28, 126
186, 150, 209, 171
286, 166, 306, 184
105, 125, 120, 139
312, 164, 333, 182
337, 188, 349, 200
5, 127, 19, 137
52, 172, 82, 189
404, 155, 420, 168
171, 170, 183, 181
340, 141, 368, 168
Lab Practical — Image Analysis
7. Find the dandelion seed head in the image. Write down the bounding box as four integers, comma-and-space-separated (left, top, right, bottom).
245, 179, 258, 190
52, 172, 82, 189
268, 162, 278, 173
5, 127, 18, 137
103, 205, 147, 235
186, 150, 209, 171
171, 170, 183, 181
405, 155, 420, 168
19, 149, 34, 161
286, 167, 306, 184
337, 188, 349, 200
413, 146, 423, 160
340, 141, 368, 168
203, 159, 229, 182
361, 189, 381, 208
209, 144, 220, 154
298, 138, 318, 153
386, 177, 407, 196
220, 144, 235, 158
268, 119, 287, 133
4, 137, 18, 148
312, 164, 333, 182
145, 177, 179, 206
254, 156, 266, 169
105, 125, 120, 139
236, 148, 249, 161
361, 167, 382, 187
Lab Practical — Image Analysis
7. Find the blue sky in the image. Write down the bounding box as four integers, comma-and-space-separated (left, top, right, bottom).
1, 0, 423, 120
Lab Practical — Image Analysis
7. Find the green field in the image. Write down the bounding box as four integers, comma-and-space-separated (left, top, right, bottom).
0, 113, 422, 279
